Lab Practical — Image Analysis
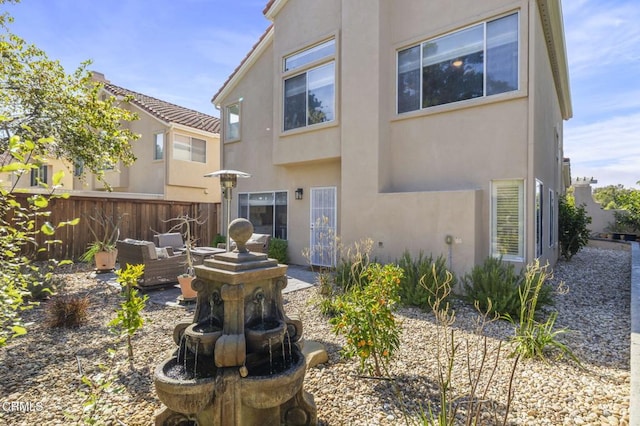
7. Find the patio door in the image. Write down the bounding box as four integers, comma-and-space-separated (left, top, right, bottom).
310, 187, 337, 267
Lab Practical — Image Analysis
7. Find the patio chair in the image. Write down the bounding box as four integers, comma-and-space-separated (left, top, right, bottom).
217, 233, 271, 254
117, 239, 187, 289
153, 232, 186, 254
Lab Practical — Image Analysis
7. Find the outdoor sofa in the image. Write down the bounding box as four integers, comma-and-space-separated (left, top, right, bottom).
116, 239, 187, 289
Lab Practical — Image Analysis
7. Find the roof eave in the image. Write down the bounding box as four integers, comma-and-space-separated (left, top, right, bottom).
537, 0, 573, 120
263, 0, 288, 20
211, 26, 274, 108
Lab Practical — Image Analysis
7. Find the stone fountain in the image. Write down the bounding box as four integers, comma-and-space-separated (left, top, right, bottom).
154, 218, 317, 425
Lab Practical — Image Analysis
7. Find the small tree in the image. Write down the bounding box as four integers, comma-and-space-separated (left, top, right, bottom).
558, 195, 591, 260
109, 264, 147, 362
330, 263, 403, 376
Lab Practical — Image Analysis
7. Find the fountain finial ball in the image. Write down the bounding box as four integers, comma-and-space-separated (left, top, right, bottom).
228, 218, 253, 252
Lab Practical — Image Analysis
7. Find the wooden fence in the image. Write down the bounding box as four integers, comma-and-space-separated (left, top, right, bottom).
9, 193, 220, 260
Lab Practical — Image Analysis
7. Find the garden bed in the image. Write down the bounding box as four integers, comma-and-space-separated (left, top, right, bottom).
0, 247, 631, 425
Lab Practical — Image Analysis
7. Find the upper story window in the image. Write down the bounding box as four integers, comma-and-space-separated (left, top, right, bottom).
225, 103, 241, 142
397, 12, 518, 114
283, 38, 336, 131
154, 132, 164, 160
173, 134, 206, 163
30, 164, 50, 186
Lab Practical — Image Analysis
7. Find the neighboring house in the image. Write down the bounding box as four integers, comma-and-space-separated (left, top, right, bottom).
81, 72, 222, 203
0, 155, 73, 191
212, 0, 572, 275
3, 73, 223, 204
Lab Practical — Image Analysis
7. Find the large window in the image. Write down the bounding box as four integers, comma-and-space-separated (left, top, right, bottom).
491, 179, 524, 261
239, 191, 288, 239
283, 39, 335, 131
154, 133, 164, 160
225, 103, 241, 142
173, 134, 206, 163
398, 12, 518, 113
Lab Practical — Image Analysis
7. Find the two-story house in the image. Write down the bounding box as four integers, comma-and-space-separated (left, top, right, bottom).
86, 72, 222, 203
212, 0, 572, 275
3, 73, 223, 205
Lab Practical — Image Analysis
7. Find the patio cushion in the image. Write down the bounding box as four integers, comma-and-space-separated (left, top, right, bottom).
154, 233, 185, 252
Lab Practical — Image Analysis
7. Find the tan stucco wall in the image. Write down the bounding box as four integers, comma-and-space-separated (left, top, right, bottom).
82, 102, 221, 203
528, 1, 565, 265
216, 0, 568, 275
1, 157, 74, 190
573, 183, 616, 234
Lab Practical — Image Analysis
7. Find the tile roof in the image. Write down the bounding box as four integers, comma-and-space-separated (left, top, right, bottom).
101, 81, 220, 134
263, 0, 276, 15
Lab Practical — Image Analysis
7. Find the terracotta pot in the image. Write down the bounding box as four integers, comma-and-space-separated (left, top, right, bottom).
178, 275, 197, 299
94, 250, 117, 272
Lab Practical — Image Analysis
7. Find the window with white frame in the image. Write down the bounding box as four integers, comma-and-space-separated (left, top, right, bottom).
549, 189, 555, 247
238, 191, 288, 239
225, 103, 241, 142
535, 180, 543, 257
283, 38, 335, 131
397, 12, 519, 113
491, 179, 524, 261
154, 132, 164, 160
173, 134, 206, 163
30, 164, 50, 186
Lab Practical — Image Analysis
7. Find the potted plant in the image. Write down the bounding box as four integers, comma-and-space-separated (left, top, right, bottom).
166, 215, 202, 300
80, 209, 124, 272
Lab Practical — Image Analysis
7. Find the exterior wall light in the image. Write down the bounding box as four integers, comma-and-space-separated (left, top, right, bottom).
295, 188, 303, 200
204, 169, 251, 251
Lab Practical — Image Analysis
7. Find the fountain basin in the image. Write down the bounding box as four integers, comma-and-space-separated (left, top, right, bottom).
245, 318, 286, 354
184, 320, 223, 357
241, 348, 306, 409
154, 357, 216, 415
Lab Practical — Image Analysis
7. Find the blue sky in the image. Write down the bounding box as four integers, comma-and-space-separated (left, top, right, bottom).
5, 0, 639, 188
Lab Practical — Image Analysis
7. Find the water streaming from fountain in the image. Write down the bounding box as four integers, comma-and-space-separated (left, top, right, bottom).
154, 218, 317, 425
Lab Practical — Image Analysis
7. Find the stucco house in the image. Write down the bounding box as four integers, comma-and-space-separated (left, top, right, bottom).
3, 73, 223, 204
88, 73, 222, 203
212, 0, 572, 275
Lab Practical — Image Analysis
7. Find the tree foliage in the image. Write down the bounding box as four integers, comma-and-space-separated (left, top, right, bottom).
611, 183, 640, 233
592, 184, 631, 210
558, 195, 592, 260
0, 1, 139, 346
0, 134, 76, 346
0, 4, 138, 184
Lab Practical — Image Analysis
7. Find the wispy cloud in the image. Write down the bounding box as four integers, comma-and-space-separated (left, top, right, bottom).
564, 1, 640, 78
565, 112, 640, 188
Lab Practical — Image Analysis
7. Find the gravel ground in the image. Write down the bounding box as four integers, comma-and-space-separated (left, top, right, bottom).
0, 246, 631, 425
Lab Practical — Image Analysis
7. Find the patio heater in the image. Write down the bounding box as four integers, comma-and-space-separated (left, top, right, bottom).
204, 169, 251, 252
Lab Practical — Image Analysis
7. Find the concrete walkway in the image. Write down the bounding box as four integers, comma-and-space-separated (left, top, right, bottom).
94, 263, 318, 309
631, 242, 639, 425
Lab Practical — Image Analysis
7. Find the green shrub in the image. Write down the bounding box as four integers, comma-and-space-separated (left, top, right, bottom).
396, 251, 452, 309
462, 256, 553, 319
505, 260, 578, 364
558, 195, 592, 260
212, 234, 226, 247
330, 263, 403, 376
334, 239, 374, 292
268, 238, 289, 264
